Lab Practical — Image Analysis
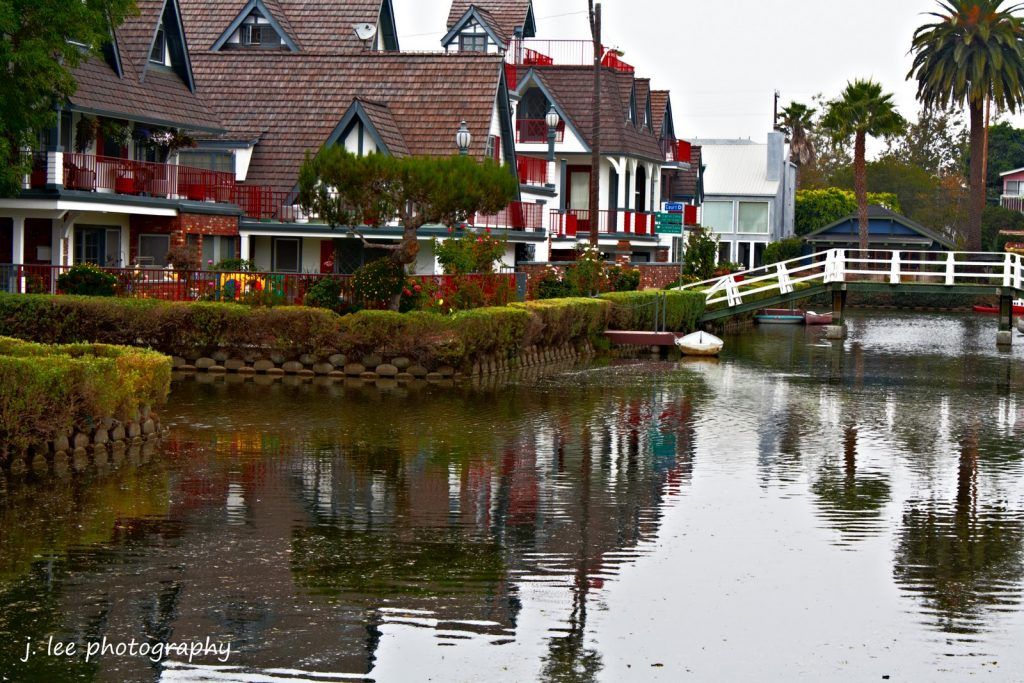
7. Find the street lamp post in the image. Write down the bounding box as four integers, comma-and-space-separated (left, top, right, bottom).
455, 120, 472, 156
545, 106, 560, 162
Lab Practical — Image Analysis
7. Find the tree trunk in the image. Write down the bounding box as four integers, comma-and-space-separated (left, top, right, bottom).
389, 225, 420, 311
854, 130, 869, 252
967, 101, 986, 251
588, 3, 601, 248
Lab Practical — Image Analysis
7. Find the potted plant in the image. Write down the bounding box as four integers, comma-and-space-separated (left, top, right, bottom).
74, 116, 99, 153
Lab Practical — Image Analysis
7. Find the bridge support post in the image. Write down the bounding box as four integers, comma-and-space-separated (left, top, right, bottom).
825, 284, 847, 340
997, 291, 1014, 347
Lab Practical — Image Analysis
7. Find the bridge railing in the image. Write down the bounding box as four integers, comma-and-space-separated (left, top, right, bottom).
676, 249, 1024, 309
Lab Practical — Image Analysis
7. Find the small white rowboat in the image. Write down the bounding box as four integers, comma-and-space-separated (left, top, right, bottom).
676, 331, 724, 357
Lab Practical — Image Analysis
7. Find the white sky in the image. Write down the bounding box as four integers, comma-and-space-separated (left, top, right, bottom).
392, 0, 1024, 142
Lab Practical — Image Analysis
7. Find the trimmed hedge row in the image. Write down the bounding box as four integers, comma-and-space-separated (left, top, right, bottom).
0, 294, 611, 371
0, 338, 171, 457
598, 291, 706, 332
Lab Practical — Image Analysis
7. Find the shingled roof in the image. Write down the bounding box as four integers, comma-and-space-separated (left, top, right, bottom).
188, 50, 509, 192
69, 0, 221, 131
179, 0, 395, 53
528, 66, 663, 162
446, 0, 534, 43
676, 144, 703, 200
650, 90, 670, 137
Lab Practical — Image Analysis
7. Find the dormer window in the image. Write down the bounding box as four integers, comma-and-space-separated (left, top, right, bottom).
150, 24, 169, 65
241, 10, 282, 47
460, 34, 487, 53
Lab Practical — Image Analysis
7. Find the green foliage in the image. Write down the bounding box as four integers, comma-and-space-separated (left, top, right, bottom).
777, 101, 817, 167
985, 122, 1024, 200
352, 258, 406, 309
434, 230, 506, 275
56, 263, 117, 297
663, 275, 701, 289
598, 291, 706, 332
832, 156, 953, 229
534, 267, 573, 300
0, 337, 170, 458
763, 237, 806, 265
683, 228, 719, 280
298, 148, 518, 275
982, 205, 1024, 252
821, 80, 906, 147
795, 188, 902, 236
531, 253, 639, 300
0, 0, 138, 196
304, 277, 348, 314
564, 247, 607, 296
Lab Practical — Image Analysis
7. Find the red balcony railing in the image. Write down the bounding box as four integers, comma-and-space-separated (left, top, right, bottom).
517, 156, 549, 186
662, 139, 692, 164
516, 119, 565, 144
507, 40, 635, 73
63, 153, 236, 202
549, 209, 656, 236
471, 201, 543, 231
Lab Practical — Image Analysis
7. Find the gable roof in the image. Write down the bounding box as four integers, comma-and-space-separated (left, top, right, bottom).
180, 0, 396, 53
524, 66, 663, 162
446, 0, 535, 41
443, 6, 510, 47
210, 0, 300, 52
805, 205, 956, 250
188, 51, 509, 192
68, 0, 222, 132
328, 98, 410, 157
651, 90, 670, 137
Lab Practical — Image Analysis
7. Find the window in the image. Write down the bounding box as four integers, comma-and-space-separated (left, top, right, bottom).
1007, 181, 1024, 196
150, 25, 167, 64
459, 34, 488, 52
244, 24, 281, 47
485, 135, 500, 163
273, 238, 301, 272
177, 151, 234, 174
74, 227, 120, 266
737, 242, 752, 270
138, 234, 170, 267
201, 236, 238, 269
702, 201, 734, 233
717, 242, 732, 265
738, 202, 770, 234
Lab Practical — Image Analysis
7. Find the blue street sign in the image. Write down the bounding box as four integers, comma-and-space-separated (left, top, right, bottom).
664, 202, 684, 213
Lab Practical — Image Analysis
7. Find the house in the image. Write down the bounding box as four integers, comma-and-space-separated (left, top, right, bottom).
804, 205, 955, 252
176, 0, 539, 275
0, 0, 235, 273
695, 134, 796, 269
999, 166, 1024, 215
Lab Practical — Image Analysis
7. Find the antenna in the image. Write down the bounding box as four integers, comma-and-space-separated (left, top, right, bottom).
352, 22, 378, 47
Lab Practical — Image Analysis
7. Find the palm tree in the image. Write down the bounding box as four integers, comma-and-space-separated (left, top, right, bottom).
777, 102, 817, 169
821, 80, 906, 251
909, 0, 1024, 251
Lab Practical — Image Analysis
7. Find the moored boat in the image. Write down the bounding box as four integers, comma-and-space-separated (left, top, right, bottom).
755, 308, 805, 325
973, 299, 1024, 315
676, 331, 724, 357
804, 311, 833, 325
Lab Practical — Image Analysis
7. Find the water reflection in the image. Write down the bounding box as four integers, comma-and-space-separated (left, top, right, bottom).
0, 312, 1023, 680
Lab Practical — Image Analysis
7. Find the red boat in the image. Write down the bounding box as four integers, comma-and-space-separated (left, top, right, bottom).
973, 300, 1024, 315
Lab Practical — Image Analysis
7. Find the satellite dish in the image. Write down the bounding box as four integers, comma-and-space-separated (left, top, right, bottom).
352, 23, 378, 42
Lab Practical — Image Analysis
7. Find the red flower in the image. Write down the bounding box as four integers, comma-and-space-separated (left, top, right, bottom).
413, 284, 422, 293
403, 288, 412, 296
485, 227, 491, 234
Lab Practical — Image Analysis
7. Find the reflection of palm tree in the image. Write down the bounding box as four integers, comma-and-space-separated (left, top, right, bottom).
894, 426, 1024, 634
811, 426, 891, 542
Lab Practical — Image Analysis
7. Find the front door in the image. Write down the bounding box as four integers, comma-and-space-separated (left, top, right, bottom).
568, 167, 591, 230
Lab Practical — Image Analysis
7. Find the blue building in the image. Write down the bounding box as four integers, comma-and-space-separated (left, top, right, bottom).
804, 205, 955, 252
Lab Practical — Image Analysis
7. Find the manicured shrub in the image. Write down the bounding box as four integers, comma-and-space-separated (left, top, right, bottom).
434, 231, 506, 275
511, 298, 610, 348
0, 338, 171, 458
535, 267, 573, 300
598, 291, 706, 332
304, 277, 348, 314
663, 274, 701, 289
608, 265, 641, 292
56, 263, 117, 297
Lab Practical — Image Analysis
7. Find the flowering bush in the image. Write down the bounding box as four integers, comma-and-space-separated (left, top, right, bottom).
564, 247, 608, 296
353, 258, 406, 309
607, 264, 641, 292
434, 230, 506, 275
305, 277, 349, 314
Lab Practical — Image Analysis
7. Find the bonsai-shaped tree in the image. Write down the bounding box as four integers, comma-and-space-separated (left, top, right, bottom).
821, 80, 906, 251
298, 148, 517, 310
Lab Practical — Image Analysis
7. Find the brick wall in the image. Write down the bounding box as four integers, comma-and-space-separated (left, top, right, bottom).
519, 262, 684, 297
129, 213, 239, 264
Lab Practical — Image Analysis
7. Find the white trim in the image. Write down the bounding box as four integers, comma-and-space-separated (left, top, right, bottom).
0, 199, 177, 216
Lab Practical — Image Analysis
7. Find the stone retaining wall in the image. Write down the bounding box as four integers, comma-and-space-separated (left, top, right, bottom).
3, 410, 166, 476
171, 342, 596, 384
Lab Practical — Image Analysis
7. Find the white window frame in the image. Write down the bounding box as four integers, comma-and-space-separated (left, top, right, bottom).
737, 201, 771, 235
702, 200, 735, 234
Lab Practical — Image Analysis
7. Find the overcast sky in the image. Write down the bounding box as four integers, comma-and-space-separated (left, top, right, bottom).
392, 0, 1024, 144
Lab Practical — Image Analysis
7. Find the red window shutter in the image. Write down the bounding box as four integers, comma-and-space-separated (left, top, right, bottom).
493, 136, 501, 163
320, 240, 335, 274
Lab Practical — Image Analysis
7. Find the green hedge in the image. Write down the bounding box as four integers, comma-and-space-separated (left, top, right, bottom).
0, 294, 610, 371
598, 291, 706, 332
0, 338, 171, 457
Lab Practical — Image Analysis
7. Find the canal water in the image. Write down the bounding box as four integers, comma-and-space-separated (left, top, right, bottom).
2, 311, 1024, 682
